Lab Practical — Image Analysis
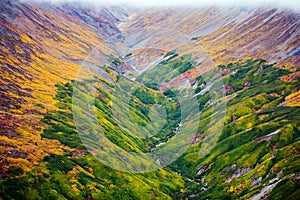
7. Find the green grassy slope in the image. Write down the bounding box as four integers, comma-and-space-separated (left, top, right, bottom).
170, 59, 300, 199
0, 55, 299, 199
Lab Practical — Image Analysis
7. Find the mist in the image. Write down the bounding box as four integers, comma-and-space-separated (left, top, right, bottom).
22, 0, 300, 12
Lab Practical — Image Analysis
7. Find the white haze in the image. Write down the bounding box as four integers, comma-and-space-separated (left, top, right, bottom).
22, 0, 300, 12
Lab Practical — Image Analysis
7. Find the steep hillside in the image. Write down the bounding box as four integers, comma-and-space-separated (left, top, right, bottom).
170, 59, 300, 199
0, 0, 299, 199
124, 7, 300, 67
0, 0, 126, 174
